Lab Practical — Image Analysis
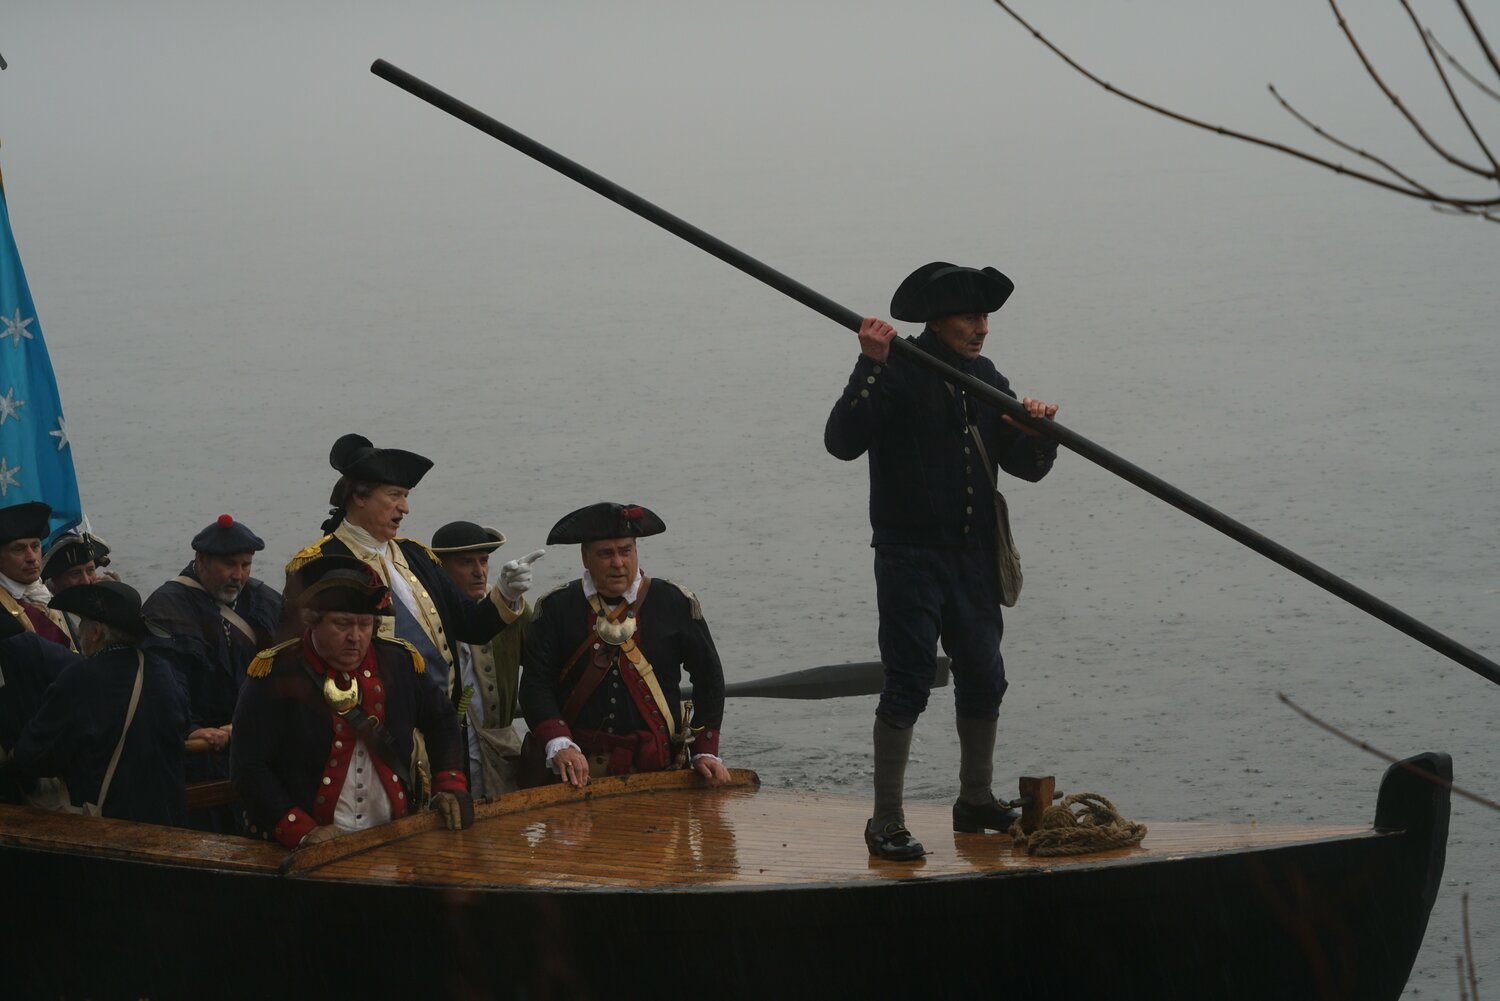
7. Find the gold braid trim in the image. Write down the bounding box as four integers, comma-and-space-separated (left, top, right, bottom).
285, 535, 331, 576
380, 635, 426, 674
247, 638, 299, 678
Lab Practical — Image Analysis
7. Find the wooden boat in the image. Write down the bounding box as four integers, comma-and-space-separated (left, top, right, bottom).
1, 751, 1448, 1000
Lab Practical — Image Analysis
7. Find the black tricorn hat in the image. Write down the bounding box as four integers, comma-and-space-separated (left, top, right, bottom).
41, 533, 96, 582
431, 521, 507, 555
547, 503, 665, 545
298, 555, 394, 616
889, 262, 1015, 322
0, 501, 52, 546
50, 580, 160, 637
328, 434, 433, 492
191, 514, 266, 557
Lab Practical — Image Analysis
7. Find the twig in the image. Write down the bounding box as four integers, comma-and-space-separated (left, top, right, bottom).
1458, 953, 1470, 1001
1454, 0, 1500, 85
1328, 0, 1493, 177
1401, 0, 1500, 177
1464, 892, 1481, 1001
989, 1, 1500, 213
1428, 30, 1500, 102
1276, 692, 1500, 813
1268, 83, 1441, 193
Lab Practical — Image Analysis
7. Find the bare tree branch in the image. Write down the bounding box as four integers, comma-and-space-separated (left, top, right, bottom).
1268, 83, 1442, 193
1276, 692, 1500, 812
990, 0, 1500, 217
1328, 0, 1494, 177
1429, 29, 1500, 102
1454, 0, 1500, 84
1400, 0, 1500, 176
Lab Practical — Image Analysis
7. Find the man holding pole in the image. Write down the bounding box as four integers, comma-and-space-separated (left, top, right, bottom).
824, 262, 1059, 861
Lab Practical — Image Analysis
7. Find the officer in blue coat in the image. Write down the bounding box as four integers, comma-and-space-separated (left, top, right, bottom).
824, 262, 1060, 860
142, 513, 282, 832
283, 435, 535, 722
7, 581, 188, 825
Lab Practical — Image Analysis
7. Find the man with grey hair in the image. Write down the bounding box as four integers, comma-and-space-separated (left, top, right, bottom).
431, 521, 534, 797
6, 581, 188, 824
143, 514, 281, 832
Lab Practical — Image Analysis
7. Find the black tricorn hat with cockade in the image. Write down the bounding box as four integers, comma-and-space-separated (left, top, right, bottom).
546, 503, 665, 545
298, 555, 394, 616
431, 521, 506, 555
41, 532, 97, 582
50, 580, 158, 637
328, 433, 433, 492
889, 262, 1015, 322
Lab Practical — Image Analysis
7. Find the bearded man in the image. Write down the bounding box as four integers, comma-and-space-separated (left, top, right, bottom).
142, 514, 282, 831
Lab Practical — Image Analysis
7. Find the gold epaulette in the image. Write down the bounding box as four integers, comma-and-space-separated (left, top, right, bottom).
246, 638, 299, 678
379, 635, 426, 674
399, 538, 444, 566
285, 536, 332, 576
661, 579, 703, 620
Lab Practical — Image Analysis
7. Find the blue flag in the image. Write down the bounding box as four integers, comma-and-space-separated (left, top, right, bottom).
0, 168, 83, 543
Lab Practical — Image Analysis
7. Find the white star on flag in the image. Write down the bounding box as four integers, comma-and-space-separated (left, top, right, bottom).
0, 387, 24, 425
1, 309, 35, 348
0, 458, 19, 497
49, 415, 69, 451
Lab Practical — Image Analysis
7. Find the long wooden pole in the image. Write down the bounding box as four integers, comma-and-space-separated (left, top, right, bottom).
370, 59, 1500, 688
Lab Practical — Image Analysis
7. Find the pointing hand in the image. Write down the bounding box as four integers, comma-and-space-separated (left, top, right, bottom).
498, 548, 546, 603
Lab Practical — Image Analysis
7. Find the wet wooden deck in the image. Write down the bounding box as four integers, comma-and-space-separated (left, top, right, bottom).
0, 769, 1376, 889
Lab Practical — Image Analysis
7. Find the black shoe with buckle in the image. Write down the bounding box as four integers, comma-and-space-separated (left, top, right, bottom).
865, 818, 926, 861
952, 798, 1021, 833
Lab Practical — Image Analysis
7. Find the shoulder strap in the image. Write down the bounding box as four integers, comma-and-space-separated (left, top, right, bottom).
95, 652, 145, 813
171, 575, 260, 645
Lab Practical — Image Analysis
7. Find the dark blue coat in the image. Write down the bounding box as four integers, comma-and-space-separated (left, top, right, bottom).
141, 565, 283, 729
824, 329, 1057, 548
0, 633, 80, 755
11, 644, 188, 825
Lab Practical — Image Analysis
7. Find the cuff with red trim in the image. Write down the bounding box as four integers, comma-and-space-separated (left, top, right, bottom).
531, 716, 572, 744
692, 727, 720, 757
273, 807, 317, 849
433, 768, 468, 795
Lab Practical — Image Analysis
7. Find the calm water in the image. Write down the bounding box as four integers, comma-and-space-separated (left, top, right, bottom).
5, 2, 1497, 993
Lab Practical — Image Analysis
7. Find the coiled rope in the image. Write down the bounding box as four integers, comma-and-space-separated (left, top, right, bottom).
1010, 792, 1148, 857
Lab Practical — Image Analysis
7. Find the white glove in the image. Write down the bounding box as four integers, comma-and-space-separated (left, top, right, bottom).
497, 548, 546, 603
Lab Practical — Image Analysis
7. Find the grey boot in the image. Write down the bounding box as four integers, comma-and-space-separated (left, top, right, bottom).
955, 715, 997, 806
867, 716, 924, 860
872, 716, 914, 827
953, 715, 1018, 833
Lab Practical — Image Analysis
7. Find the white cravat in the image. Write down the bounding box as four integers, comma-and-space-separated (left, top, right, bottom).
581, 567, 645, 603
0, 571, 53, 606
335, 522, 423, 632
